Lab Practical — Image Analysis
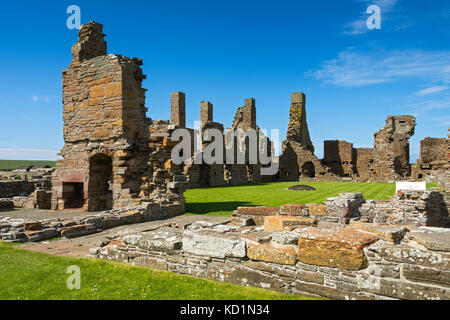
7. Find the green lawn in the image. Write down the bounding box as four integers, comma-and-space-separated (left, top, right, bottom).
185, 181, 439, 216
0, 160, 57, 170
0, 243, 314, 300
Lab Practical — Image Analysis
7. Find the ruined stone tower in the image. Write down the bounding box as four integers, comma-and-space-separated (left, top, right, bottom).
52, 22, 185, 212
371, 115, 416, 180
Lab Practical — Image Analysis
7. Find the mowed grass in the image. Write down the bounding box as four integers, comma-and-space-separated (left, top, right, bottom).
0, 160, 56, 170
0, 243, 314, 300
185, 181, 439, 216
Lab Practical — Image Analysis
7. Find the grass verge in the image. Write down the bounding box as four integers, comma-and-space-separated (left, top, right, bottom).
0, 242, 316, 300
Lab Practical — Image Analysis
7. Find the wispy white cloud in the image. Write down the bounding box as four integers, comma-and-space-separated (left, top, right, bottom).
308, 48, 450, 87
0, 147, 60, 161
30, 95, 56, 103
310, 47, 450, 123
399, 99, 450, 114
343, 0, 399, 35
415, 86, 449, 97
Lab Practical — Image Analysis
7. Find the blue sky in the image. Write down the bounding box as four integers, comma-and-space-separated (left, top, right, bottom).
0, 0, 449, 161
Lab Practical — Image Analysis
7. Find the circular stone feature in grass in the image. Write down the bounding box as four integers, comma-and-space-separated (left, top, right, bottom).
288, 185, 317, 191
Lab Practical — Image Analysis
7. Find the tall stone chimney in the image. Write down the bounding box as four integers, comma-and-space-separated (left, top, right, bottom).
200, 101, 213, 124
286, 92, 314, 152
243, 98, 256, 130
171, 91, 186, 128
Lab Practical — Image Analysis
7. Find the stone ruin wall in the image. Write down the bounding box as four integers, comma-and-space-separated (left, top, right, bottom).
182, 97, 276, 188
279, 93, 333, 181
51, 22, 185, 214
413, 129, 450, 190
92, 189, 450, 300
279, 93, 424, 183
0, 171, 53, 210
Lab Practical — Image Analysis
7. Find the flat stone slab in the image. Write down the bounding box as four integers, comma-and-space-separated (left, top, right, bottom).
264, 216, 317, 232
182, 230, 246, 259
296, 227, 379, 271
271, 232, 300, 245
279, 204, 306, 216
350, 222, 408, 243
241, 231, 272, 244
409, 229, 450, 252
123, 227, 182, 253
236, 207, 280, 216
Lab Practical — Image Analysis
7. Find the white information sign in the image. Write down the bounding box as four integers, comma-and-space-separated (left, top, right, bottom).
396, 182, 426, 194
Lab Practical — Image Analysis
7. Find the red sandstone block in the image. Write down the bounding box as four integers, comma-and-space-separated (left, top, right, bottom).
264, 216, 317, 232
248, 242, 297, 265
297, 227, 379, 271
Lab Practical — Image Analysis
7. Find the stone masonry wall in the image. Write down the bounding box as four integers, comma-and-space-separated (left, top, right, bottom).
51, 22, 185, 214
412, 130, 449, 190
94, 210, 450, 300
0, 181, 35, 198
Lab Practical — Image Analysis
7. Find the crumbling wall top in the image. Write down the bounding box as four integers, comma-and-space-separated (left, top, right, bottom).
71, 21, 107, 63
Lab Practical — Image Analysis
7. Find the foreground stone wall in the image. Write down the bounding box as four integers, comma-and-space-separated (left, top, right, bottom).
94, 214, 450, 300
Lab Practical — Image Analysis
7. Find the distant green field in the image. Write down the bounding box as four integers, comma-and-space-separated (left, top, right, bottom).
0, 160, 57, 170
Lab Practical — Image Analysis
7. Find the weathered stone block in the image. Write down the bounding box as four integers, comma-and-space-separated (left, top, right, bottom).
123, 228, 182, 254
409, 229, 450, 252
264, 216, 317, 232
247, 242, 297, 265
26, 228, 59, 242
236, 206, 279, 216
206, 262, 285, 292
297, 227, 379, 271
296, 269, 324, 285
402, 265, 450, 287
89, 85, 104, 98
368, 241, 450, 270
118, 210, 145, 224
60, 224, 97, 238
308, 205, 329, 216
104, 82, 122, 98
131, 256, 168, 270
271, 232, 300, 245
350, 222, 408, 243
24, 221, 42, 231
359, 274, 449, 300
279, 204, 305, 216
182, 230, 246, 258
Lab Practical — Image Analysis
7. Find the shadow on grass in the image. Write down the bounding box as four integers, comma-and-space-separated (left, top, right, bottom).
186, 201, 252, 215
